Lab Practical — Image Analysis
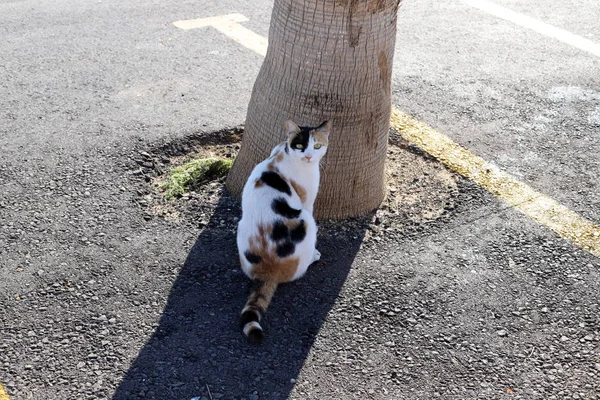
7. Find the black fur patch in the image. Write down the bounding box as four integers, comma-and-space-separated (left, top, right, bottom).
289, 129, 310, 152
244, 251, 262, 264
247, 327, 265, 344
290, 220, 306, 242
240, 309, 260, 328
276, 240, 295, 258
271, 198, 301, 219
260, 171, 291, 196
271, 220, 289, 241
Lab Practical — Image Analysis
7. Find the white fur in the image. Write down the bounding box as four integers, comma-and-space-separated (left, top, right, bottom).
270, 136, 324, 213
237, 136, 327, 282
243, 321, 262, 336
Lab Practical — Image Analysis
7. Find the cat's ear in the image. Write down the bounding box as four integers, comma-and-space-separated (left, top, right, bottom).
315, 121, 332, 137
283, 120, 301, 138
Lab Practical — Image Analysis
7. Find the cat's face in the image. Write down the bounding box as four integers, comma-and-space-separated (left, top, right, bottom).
284, 120, 331, 165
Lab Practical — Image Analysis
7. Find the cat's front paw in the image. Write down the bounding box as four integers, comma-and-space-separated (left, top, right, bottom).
312, 249, 321, 262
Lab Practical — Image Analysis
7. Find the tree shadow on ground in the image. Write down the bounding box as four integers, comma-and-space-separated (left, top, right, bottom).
113, 194, 369, 400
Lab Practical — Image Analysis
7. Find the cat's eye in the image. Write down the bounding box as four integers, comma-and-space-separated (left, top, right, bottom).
314, 144, 322, 149
295, 144, 304, 149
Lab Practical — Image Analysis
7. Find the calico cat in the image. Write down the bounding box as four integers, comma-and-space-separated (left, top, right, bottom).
237, 119, 331, 343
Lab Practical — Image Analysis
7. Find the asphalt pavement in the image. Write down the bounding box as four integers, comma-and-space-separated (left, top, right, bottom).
1, 0, 599, 399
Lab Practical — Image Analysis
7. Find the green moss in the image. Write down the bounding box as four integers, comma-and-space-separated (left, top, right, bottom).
160, 157, 233, 200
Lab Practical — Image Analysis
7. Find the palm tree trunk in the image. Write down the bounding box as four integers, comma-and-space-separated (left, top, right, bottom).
226, 0, 402, 220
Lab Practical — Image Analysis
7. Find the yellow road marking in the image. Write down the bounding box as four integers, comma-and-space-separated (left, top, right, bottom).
173, 13, 267, 56
463, 0, 600, 58
176, 13, 600, 259
391, 110, 600, 258
0, 383, 10, 400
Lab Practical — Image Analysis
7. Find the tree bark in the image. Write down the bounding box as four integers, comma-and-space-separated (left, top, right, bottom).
226, 0, 402, 220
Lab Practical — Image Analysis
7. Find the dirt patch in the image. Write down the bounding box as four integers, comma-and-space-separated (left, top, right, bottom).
382, 129, 458, 225
130, 126, 242, 222
131, 126, 460, 235
159, 158, 233, 200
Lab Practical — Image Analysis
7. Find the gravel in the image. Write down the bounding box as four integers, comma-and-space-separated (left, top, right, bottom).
1, 0, 599, 398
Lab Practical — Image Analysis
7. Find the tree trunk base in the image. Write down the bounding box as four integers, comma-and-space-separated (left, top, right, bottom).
225, 0, 402, 220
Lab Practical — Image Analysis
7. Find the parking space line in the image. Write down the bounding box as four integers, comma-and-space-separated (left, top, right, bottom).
173, 13, 267, 56
463, 0, 600, 58
175, 13, 600, 259
391, 110, 600, 258
0, 383, 10, 400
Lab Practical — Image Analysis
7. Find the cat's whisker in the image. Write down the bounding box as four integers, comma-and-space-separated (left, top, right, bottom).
318, 159, 328, 172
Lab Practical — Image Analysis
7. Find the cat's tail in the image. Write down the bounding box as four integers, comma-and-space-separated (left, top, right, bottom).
240, 279, 278, 343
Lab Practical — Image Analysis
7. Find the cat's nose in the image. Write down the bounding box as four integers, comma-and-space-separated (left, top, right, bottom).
305, 155, 312, 161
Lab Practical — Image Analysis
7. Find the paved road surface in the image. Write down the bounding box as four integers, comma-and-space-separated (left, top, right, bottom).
1, 0, 599, 399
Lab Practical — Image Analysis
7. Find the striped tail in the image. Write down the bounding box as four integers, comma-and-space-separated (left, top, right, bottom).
240, 279, 278, 343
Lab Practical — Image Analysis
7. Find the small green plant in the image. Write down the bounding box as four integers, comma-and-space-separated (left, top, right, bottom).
160, 157, 233, 200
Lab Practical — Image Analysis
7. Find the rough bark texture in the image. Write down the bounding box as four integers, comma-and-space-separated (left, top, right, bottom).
226, 0, 402, 220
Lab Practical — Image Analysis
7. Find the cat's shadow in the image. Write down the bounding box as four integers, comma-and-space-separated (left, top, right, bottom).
112, 194, 368, 400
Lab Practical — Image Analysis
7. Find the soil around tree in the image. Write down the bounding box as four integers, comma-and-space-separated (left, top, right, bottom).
132, 126, 461, 235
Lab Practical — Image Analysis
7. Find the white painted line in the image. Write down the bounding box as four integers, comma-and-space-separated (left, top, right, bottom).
173, 13, 248, 29
463, 0, 600, 58
176, 13, 600, 259
173, 13, 268, 56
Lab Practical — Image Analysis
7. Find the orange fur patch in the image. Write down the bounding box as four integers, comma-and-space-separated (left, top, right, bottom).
266, 161, 279, 172
247, 224, 300, 283
254, 178, 264, 188
284, 219, 302, 230
257, 256, 299, 283
312, 131, 329, 146
266, 151, 284, 172
290, 180, 307, 204
246, 280, 278, 312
